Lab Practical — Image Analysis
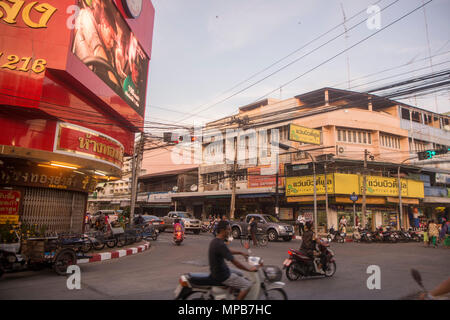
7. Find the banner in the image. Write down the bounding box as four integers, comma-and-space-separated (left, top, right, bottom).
0, 190, 21, 224
288, 124, 321, 145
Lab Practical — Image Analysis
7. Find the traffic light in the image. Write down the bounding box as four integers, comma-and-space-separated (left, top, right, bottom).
417, 148, 449, 160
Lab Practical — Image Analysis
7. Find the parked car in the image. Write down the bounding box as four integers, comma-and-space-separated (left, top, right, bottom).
141, 215, 165, 233
230, 214, 294, 242
162, 211, 201, 234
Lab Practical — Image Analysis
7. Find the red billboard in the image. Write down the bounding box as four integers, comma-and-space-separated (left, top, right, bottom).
0, 0, 155, 157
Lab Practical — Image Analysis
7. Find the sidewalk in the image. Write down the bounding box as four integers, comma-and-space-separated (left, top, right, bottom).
76, 241, 151, 264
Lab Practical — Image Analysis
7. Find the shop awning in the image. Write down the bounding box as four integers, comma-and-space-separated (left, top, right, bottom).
386, 197, 419, 205
423, 197, 450, 204
238, 193, 273, 198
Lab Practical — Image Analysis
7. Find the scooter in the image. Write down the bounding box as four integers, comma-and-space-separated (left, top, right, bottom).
174, 251, 287, 300
283, 239, 336, 281
173, 224, 184, 246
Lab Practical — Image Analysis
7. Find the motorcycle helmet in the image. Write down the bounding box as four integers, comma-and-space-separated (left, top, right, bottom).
263, 266, 282, 282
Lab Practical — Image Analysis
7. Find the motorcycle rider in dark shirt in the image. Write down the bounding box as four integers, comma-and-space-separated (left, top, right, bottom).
301, 221, 326, 274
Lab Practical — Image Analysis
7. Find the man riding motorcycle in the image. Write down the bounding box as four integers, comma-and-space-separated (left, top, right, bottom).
209, 220, 259, 300
301, 221, 326, 274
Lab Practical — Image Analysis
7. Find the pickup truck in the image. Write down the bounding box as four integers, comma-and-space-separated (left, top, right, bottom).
162, 211, 202, 234
230, 214, 294, 242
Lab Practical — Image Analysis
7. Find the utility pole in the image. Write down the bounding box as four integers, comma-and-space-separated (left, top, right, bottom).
230, 130, 239, 220
362, 149, 368, 229
324, 157, 329, 228
130, 133, 145, 225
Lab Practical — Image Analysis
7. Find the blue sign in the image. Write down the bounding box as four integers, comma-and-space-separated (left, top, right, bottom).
350, 194, 358, 202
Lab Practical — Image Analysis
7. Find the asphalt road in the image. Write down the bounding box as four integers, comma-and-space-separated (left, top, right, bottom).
0, 231, 448, 300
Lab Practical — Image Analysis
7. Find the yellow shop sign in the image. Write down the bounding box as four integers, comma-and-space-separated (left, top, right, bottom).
288, 124, 321, 145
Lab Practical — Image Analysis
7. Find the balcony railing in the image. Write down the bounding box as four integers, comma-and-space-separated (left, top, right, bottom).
400, 119, 450, 145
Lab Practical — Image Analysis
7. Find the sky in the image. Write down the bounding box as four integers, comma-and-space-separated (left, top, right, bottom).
145, 0, 450, 128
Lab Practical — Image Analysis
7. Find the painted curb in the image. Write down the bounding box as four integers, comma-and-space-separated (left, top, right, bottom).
294, 236, 353, 242
76, 242, 151, 264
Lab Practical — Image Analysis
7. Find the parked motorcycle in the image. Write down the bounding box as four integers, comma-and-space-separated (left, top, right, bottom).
283, 239, 336, 280
359, 229, 374, 243
327, 227, 345, 243
174, 254, 287, 300
408, 228, 423, 242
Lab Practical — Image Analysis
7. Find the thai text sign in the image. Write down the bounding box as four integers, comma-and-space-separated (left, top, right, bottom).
55, 123, 124, 167
248, 165, 284, 188
286, 174, 333, 196
288, 124, 321, 145
0, 161, 98, 193
0, 189, 20, 224
286, 173, 424, 198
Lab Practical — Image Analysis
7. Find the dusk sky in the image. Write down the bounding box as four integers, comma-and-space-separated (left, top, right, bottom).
146, 0, 450, 127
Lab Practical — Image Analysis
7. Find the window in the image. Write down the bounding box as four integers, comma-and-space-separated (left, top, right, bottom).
380, 133, 400, 149
337, 127, 372, 145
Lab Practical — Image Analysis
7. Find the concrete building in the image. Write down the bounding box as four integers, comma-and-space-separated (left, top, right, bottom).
172, 88, 450, 231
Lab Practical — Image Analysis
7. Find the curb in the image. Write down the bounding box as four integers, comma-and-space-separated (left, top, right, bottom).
294, 236, 353, 242
76, 242, 151, 264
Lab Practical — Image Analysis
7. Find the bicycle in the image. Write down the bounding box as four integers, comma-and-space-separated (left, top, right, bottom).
240, 232, 269, 248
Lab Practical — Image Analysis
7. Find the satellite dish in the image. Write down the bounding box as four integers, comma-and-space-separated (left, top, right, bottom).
190, 184, 198, 192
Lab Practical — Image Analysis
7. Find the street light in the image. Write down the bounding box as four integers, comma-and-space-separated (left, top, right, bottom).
272, 141, 318, 235
398, 156, 418, 230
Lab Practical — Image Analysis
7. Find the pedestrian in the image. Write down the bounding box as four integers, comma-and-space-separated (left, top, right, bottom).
339, 216, 347, 229
248, 217, 258, 246
297, 214, 305, 236
439, 218, 447, 245
212, 216, 221, 237
423, 221, 429, 247
428, 220, 439, 248
222, 215, 228, 222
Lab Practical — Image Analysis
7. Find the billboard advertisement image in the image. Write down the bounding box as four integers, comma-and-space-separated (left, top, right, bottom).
72, 0, 149, 115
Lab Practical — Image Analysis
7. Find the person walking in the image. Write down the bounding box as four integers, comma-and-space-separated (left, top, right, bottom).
428, 220, 439, 248
297, 214, 305, 236
248, 217, 258, 246
439, 218, 448, 245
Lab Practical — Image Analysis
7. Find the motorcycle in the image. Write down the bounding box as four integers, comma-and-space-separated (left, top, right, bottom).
283, 239, 336, 280
173, 224, 184, 246
408, 228, 423, 242
327, 227, 345, 243
359, 228, 374, 243
174, 253, 287, 300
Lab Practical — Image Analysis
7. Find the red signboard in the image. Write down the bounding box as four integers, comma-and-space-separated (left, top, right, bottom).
248, 165, 284, 188
55, 123, 124, 167
0, 0, 155, 157
0, 190, 21, 224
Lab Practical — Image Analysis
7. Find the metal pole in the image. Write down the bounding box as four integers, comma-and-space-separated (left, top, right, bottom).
130, 133, 144, 225
362, 149, 368, 229
398, 166, 402, 230
275, 153, 279, 218
324, 160, 329, 228
308, 153, 317, 235
230, 131, 239, 220
353, 201, 356, 229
